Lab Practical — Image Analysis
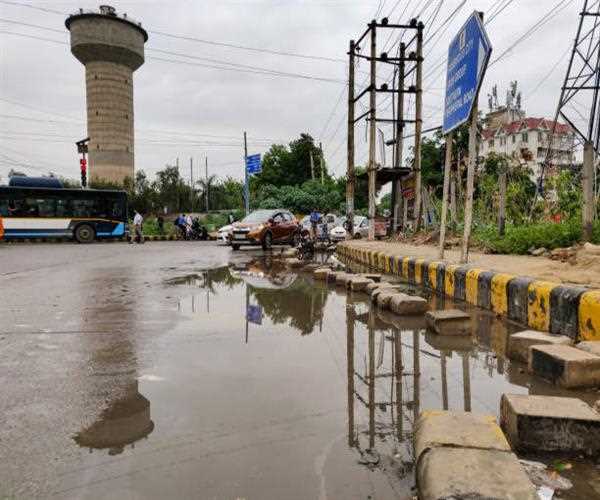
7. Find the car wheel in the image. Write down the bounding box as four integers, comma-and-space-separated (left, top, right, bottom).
354, 232, 361, 239
291, 231, 300, 247
74, 224, 95, 244
262, 231, 272, 251
232, 244, 240, 251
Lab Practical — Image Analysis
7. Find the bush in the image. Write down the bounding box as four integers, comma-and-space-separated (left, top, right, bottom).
473, 219, 600, 254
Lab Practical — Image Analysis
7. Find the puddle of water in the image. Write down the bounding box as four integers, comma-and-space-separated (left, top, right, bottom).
54, 254, 599, 499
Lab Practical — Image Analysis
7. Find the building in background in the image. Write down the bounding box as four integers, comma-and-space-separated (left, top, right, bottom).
66, 5, 148, 185
480, 82, 575, 179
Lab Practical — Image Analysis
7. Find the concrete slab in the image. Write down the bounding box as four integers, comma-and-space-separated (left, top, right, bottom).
313, 268, 330, 281
369, 284, 402, 301
389, 293, 429, 315
500, 394, 600, 455
414, 410, 511, 460
349, 277, 373, 292
529, 344, 600, 388
361, 273, 381, 282
375, 291, 397, 309
334, 272, 352, 287
576, 340, 600, 356
417, 447, 537, 500
425, 309, 472, 336
507, 330, 572, 364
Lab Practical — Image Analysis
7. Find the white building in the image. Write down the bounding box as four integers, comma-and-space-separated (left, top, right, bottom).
480, 115, 575, 180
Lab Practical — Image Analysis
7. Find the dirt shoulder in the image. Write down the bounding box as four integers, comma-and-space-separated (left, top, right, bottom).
344, 240, 600, 290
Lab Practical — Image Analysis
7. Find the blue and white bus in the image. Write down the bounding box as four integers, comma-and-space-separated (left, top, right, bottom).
0, 183, 128, 243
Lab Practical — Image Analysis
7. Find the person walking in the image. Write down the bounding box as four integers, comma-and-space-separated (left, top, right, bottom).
132, 210, 144, 244
309, 208, 321, 241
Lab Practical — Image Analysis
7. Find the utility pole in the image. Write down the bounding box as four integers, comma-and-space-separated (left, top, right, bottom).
346, 39, 356, 239
367, 21, 377, 241
438, 132, 453, 259
413, 22, 424, 231
498, 160, 507, 236
244, 131, 249, 215
310, 151, 315, 180
190, 157, 193, 212
205, 156, 209, 213
319, 142, 324, 185
583, 141, 595, 241
393, 42, 406, 234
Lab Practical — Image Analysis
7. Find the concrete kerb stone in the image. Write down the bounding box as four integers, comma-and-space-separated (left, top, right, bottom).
477, 270, 496, 310
550, 285, 589, 339
465, 267, 483, 305
528, 280, 558, 332
507, 276, 535, 325
415, 410, 537, 500
500, 393, 600, 455
529, 344, 600, 388
425, 309, 472, 336
453, 265, 471, 302
490, 273, 516, 316
507, 329, 573, 363
578, 291, 600, 341
414, 258, 426, 285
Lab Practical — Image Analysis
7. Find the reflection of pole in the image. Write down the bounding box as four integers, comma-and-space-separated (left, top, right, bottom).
244, 131, 249, 215
413, 330, 420, 422
394, 331, 403, 441
441, 352, 448, 410
462, 354, 471, 411
346, 303, 355, 447
245, 284, 249, 344
368, 309, 375, 449
206, 288, 209, 314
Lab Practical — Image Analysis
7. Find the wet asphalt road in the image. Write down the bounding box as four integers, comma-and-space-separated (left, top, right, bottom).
1, 242, 402, 500
2, 241, 599, 499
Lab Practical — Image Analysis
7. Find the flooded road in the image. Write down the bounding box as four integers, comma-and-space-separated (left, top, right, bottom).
1, 242, 599, 498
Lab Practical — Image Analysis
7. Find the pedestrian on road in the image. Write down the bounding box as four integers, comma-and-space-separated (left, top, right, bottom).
309, 208, 321, 241
131, 210, 144, 244
185, 214, 193, 239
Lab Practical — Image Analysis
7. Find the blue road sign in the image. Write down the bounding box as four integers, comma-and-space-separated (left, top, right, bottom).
245, 153, 261, 175
246, 304, 263, 325
443, 12, 492, 134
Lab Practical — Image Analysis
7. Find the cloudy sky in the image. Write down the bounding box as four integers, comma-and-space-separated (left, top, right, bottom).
0, 0, 584, 184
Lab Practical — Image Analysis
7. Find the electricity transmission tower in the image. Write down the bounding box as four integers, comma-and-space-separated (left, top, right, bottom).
540, 0, 600, 239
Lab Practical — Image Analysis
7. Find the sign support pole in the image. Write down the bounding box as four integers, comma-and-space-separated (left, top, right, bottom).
244, 131, 249, 215
438, 131, 453, 259
367, 22, 377, 241
346, 39, 356, 239
460, 99, 478, 263
393, 42, 406, 235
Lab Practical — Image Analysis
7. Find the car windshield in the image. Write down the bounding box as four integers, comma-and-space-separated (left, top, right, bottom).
241, 210, 275, 223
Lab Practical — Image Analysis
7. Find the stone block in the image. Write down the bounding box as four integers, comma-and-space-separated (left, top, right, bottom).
417, 447, 537, 500
425, 309, 471, 336
349, 277, 373, 292
576, 340, 600, 356
368, 283, 401, 299
376, 291, 396, 309
500, 393, 600, 455
326, 270, 340, 283
313, 268, 330, 281
529, 344, 600, 388
284, 257, 303, 268
389, 293, 428, 315
377, 309, 426, 330
361, 273, 381, 282
335, 272, 352, 287
507, 330, 572, 363
415, 410, 511, 460
424, 332, 474, 353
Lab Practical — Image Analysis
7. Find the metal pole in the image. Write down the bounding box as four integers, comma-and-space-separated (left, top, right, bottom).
460, 97, 478, 264
498, 168, 507, 236
368, 22, 377, 241
205, 156, 209, 213
319, 142, 325, 185
190, 157, 193, 212
413, 22, 424, 231
438, 131, 453, 259
244, 131, 249, 215
583, 141, 595, 241
347, 39, 356, 239
310, 151, 315, 180
393, 43, 406, 235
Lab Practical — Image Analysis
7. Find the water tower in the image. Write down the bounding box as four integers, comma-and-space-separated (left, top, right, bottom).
66, 5, 148, 185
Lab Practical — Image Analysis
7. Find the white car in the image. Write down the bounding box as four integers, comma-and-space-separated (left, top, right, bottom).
330, 216, 370, 241
217, 224, 233, 243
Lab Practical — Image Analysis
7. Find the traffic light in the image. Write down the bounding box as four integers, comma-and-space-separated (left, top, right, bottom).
80, 157, 87, 187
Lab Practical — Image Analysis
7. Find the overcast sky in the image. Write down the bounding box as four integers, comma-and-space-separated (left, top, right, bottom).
0, 0, 584, 184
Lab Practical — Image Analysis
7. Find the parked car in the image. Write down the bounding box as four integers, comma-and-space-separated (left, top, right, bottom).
330, 216, 386, 240
217, 224, 233, 243
229, 209, 300, 251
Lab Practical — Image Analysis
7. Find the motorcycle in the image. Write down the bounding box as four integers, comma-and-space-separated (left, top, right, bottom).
296, 229, 315, 261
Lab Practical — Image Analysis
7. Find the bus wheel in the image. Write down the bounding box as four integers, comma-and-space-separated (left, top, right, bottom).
75, 224, 96, 244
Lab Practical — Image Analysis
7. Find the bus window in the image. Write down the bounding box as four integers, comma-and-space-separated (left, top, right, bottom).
26, 198, 56, 217
0, 199, 7, 217
72, 199, 95, 218
56, 198, 70, 217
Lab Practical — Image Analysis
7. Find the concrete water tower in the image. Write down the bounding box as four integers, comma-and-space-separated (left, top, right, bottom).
66, 5, 148, 185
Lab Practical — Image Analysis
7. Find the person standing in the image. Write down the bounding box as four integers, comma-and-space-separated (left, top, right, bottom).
228, 212, 235, 224
309, 208, 321, 241
132, 210, 144, 244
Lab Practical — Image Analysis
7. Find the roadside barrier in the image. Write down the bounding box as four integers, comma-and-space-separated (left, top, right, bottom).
337, 242, 600, 341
